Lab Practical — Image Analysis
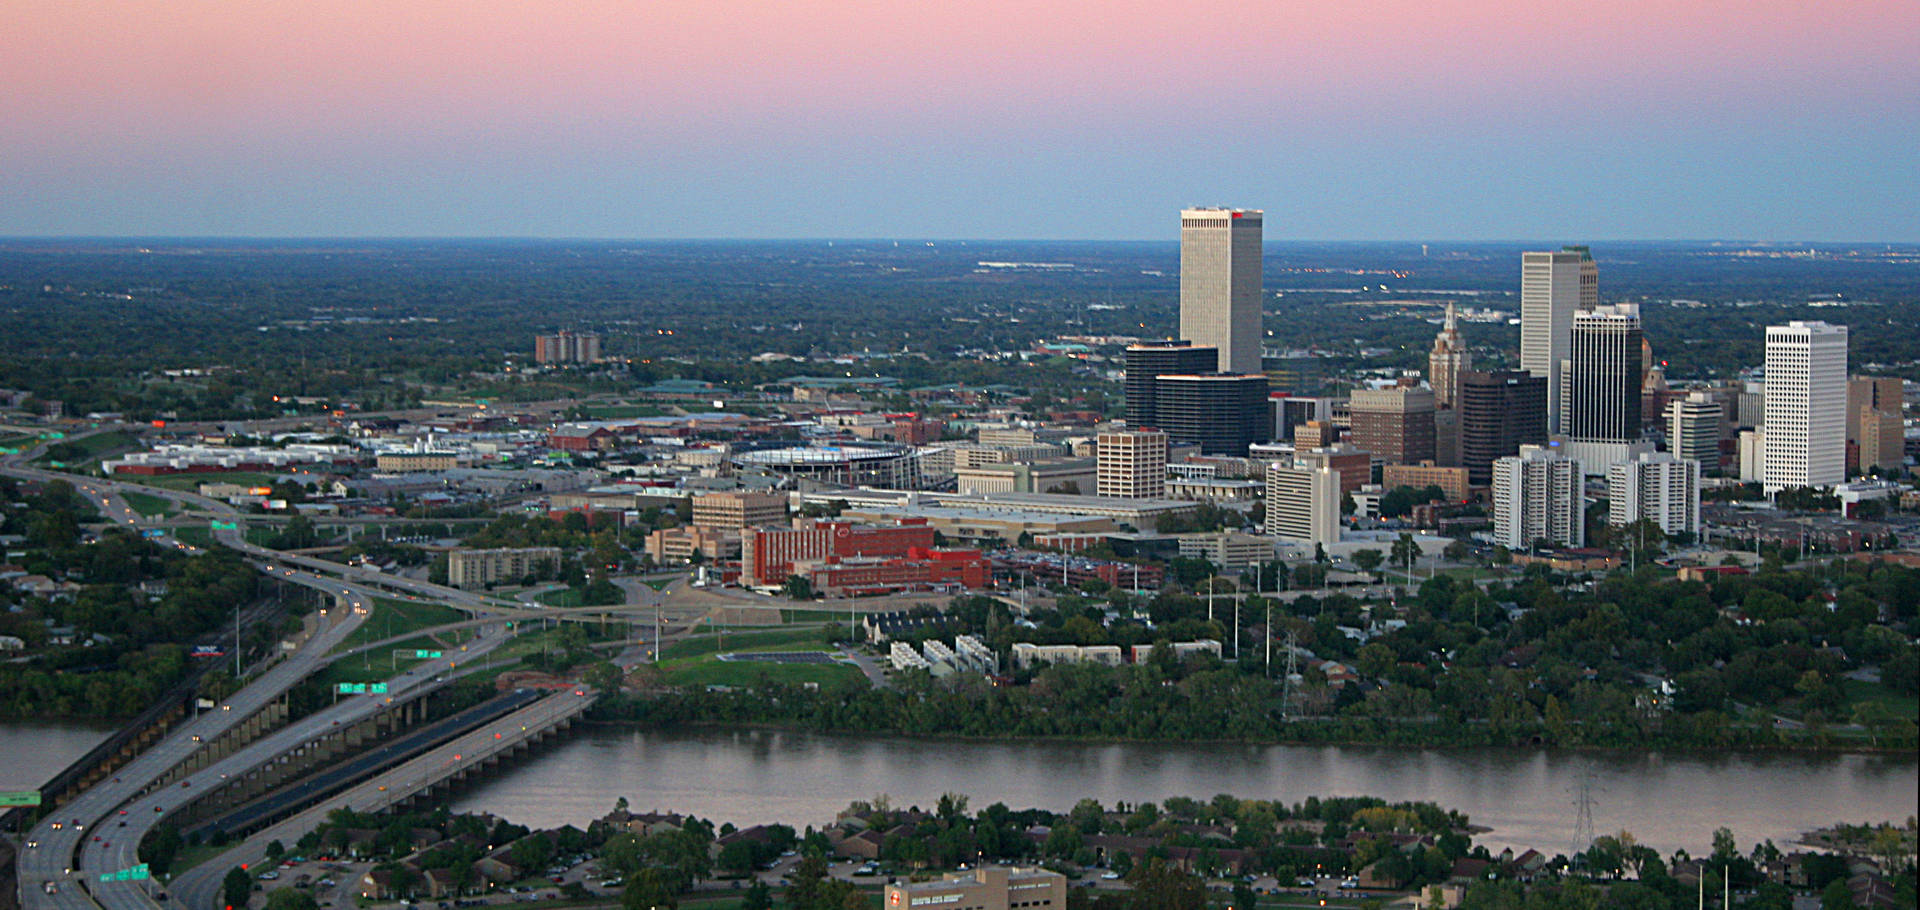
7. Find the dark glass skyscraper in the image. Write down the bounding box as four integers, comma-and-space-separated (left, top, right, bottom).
1124, 340, 1220, 428
1460, 370, 1549, 486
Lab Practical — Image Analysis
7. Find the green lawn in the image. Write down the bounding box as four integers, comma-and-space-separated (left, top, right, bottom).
661, 655, 861, 689
121, 490, 179, 517
139, 470, 280, 492
579, 403, 667, 419
173, 525, 214, 547
1845, 678, 1920, 723
659, 626, 832, 661
331, 597, 470, 655
34, 429, 140, 467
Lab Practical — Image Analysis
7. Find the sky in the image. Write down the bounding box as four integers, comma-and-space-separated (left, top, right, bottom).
3, 0, 1917, 241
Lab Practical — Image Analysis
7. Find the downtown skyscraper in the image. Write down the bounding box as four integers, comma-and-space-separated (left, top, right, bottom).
1519, 246, 1597, 434
1179, 208, 1263, 375
1762, 320, 1848, 493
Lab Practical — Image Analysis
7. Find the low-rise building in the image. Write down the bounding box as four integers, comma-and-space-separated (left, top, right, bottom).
446, 547, 561, 589
882, 866, 1067, 910
691, 490, 787, 530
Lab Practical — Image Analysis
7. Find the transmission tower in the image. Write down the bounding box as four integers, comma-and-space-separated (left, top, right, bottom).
1570, 771, 1600, 863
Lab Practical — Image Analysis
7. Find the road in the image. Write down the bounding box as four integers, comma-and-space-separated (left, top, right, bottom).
169, 688, 599, 910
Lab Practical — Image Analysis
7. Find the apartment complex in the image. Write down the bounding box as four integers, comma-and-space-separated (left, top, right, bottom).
1265, 463, 1341, 546
1491, 445, 1583, 550
533, 330, 602, 364
690, 490, 787, 530
1607, 451, 1701, 538
446, 547, 561, 589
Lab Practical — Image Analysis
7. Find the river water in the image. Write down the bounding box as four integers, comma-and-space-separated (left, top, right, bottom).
5, 720, 1910, 857
0, 720, 116, 792
448, 726, 1917, 856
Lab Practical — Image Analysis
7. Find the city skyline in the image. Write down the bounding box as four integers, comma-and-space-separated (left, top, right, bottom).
2, 1, 1917, 240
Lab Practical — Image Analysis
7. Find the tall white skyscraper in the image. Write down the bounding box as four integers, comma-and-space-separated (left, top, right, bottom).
1762, 321, 1848, 493
1520, 246, 1597, 434
1608, 451, 1702, 538
1491, 444, 1584, 550
1180, 208, 1263, 374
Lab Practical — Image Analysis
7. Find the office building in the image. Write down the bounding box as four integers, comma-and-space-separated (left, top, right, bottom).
1520, 247, 1597, 433
1293, 419, 1340, 449
1762, 321, 1848, 492
1124, 340, 1218, 428
533, 330, 602, 364
1607, 451, 1701, 538
1562, 304, 1643, 443
1274, 395, 1338, 442
1666, 392, 1725, 469
447, 547, 561, 589
1382, 461, 1472, 503
1428, 302, 1472, 408
1265, 462, 1341, 546
690, 490, 787, 530
1293, 443, 1372, 495
1849, 375, 1906, 474
1179, 208, 1263, 374
955, 458, 1097, 496
1097, 429, 1168, 499
1348, 386, 1436, 466
741, 520, 936, 588
1152, 372, 1272, 455
1459, 371, 1549, 486
1491, 445, 1583, 550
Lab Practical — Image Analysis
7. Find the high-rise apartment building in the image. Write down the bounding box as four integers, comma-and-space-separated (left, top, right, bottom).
1152, 373, 1272, 456
1520, 247, 1597, 434
1124, 340, 1219, 428
1459, 371, 1549, 486
1666, 392, 1725, 469
1428, 303, 1471, 408
1762, 321, 1848, 492
1096, 429, 1168, 499
1347, 387, 1436, 467
1562, 304, 1642, 443
1264, 462, 1341, 546
1179, 208, 1263, 374
1607, 451, 1701, 538
534, 330, 602, 364
1491, 444, 1583, 550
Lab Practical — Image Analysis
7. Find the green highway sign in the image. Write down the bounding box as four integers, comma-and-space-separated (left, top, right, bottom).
0, 790, 42, 807
335, 682, 390, 695
413, 649, 443, 659
38, 431, 65, 440
98, 863, 150, 882
210, 520, 238, 530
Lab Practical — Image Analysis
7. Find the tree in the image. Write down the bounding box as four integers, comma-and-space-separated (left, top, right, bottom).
784, 574, 815, 600
1352, 549, 1385, 576
741, 879, 772, 910
263, 889, 320, 910
223, 867, 253, 910
623, 867, 678, 910
1391, 532, 1421, 575
1125, 857, 1206, 910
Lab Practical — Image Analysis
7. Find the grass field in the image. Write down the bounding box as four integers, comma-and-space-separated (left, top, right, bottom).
139, 470, 280, 492
1844, 678, 1919, 722
313, 634, 442, 687
579, 403, 667, 419
173, 525, 213, 547
331, 597, 470, 655
120, 490, 179, 517
661, 655, 861, 689
34, 429, 140, 467
659, 626, 831, 661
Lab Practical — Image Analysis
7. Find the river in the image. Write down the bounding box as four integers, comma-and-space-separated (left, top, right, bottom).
449, 726, 1917, 856
0, 720, 116, 792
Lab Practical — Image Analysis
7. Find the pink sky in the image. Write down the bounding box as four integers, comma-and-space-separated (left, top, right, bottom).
3, 0, 1916, 238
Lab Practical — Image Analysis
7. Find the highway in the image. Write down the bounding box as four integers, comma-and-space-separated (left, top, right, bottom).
76, 636, 514, 910
169, 687, 599, 910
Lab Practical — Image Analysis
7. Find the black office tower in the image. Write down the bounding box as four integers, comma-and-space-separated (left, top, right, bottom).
1152, 373, 1273, 455
1125, 340, 1219, 428
1460, 370, 1549, 485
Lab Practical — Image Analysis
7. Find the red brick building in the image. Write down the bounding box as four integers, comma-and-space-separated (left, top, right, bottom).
740, 519, 937, 587
795, 547, 989, 596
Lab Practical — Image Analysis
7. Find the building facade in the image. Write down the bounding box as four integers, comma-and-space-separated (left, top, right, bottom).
1265, 463, 1341, 546
740, 520, 937, 588
1382, 461, 1472, 503
1096, 429, 1168, 499
446, 547, 561, 589
691, 491, 788, 530
1124, 340, 1218, 429
1152, 373, 1272, 456
1520, 247, 1597, 434
1666, 392, 1725, 469
1459, 371, 1549, 486
1849, 375, 1905, 474
533, 331, 602, 364
1428, 302, 1471, 408
1348, 386, 1436, 467
1562, 303, 1643, 443
1491, 445, 1583, 550
1607, 451, 1701, 537
1762, 321, 1848, 492
1179, 208, 1263, 374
